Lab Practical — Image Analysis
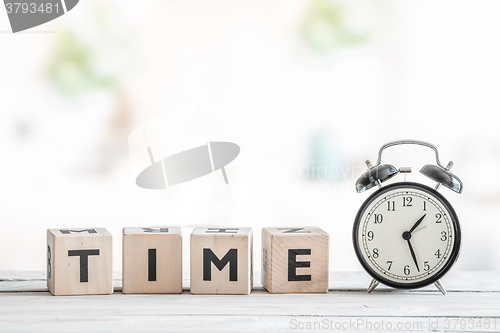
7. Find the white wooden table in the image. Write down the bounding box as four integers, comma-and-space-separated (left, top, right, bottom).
1, 271, 499, 332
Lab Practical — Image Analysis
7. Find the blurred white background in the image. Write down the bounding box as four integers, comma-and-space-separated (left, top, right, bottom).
1, 0, 499, 275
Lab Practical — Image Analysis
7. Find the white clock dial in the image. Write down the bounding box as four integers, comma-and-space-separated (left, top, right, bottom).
353, 182, 461, 289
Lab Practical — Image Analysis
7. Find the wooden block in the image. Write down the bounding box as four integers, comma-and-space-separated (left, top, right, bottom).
122, 227, 182, 294
261, 227, 329, 293
190, 227, 252, 295
47, 228, 113, 296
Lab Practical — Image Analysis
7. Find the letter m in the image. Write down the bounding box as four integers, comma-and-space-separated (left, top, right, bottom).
203, 248, 237, 281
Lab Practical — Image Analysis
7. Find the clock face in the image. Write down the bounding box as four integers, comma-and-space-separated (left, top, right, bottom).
353, 182, 461, 289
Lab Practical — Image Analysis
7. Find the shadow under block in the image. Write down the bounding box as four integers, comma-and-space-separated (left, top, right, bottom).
261, 227, 329, 293
190, 227, 253, 295
47, 228, 113, 296
122, 227, 182, 294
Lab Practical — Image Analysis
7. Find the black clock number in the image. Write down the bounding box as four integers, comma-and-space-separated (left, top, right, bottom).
367, 231, 374, 241
435, 249, 441, 258
373, 214, 383, 224
387, 201, 395, 211
386, 260, 393, 271
423, 201, 427, 211
402, 197, 412, 207
424, 261, 430, 271
372, 248, 379, 258
441, 231, 447, 241
436, 213, 442, 223
404, 265, 410, 275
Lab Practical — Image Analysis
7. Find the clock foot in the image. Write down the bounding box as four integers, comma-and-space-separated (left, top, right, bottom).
367, 279, 379, 293
434, 279, 447, 295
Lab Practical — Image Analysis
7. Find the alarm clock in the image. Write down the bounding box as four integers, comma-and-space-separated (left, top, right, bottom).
352, 140, 463, 295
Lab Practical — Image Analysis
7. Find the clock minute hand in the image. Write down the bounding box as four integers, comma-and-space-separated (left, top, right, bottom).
409, 214, 426, 234
407, 239, 420, 272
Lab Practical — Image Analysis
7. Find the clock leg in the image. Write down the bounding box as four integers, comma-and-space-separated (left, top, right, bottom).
367, 279, 379, 293
434, 279, 447, 295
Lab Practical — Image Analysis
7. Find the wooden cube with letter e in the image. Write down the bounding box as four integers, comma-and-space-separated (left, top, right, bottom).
47, 228, 113, 296
122, 227, 182, 294
261, 227, 329, 293
190, 227, 252, 295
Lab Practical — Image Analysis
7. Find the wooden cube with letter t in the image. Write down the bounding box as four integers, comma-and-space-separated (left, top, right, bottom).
261, 227, 329, 293
47, 228, 113, 296
122, 227, 182, 294
190, 227, 253, 294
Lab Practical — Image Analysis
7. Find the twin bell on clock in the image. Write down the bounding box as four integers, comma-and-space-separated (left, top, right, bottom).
353, 140, 463, 295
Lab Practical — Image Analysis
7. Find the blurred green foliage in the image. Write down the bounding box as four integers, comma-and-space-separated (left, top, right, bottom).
300, 0, 372, 55
46, 30, 118, 99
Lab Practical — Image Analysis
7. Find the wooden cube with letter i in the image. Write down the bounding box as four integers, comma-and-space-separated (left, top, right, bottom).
122, 227, 182, 294
190, 227, 253, 295
47, 228, 113, 296
261, 227, 329, 293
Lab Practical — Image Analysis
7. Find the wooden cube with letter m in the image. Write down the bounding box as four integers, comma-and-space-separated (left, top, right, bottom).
261, 227, 329, 293
190, 227, 253, 294
47, 228, 113, 296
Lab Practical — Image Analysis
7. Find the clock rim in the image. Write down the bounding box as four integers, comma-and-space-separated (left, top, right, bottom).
352, 182, 462, 290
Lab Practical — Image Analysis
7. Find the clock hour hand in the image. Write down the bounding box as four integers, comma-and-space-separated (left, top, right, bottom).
406, 239, 420, 272
408, 214, 426, 234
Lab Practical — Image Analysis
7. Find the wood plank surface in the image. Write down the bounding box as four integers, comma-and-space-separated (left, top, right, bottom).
1, 271, 499, 332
